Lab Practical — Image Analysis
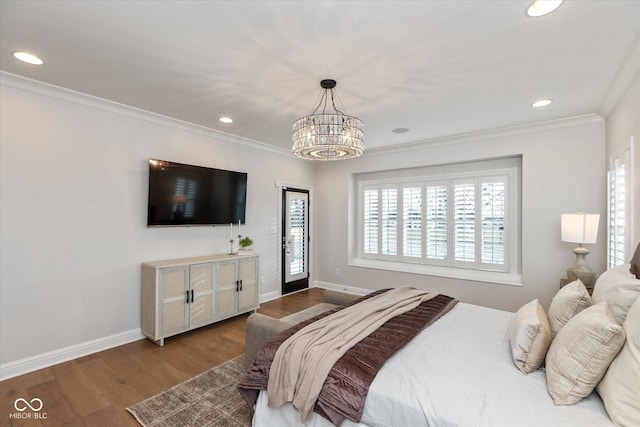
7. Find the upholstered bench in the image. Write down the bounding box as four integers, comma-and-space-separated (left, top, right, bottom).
245, 289, 359, 367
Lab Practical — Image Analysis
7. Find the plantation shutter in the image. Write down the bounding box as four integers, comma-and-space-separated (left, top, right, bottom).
480, 177, 507, 270
357, 164, 516, 275
403, 186, 422, 258
289, 196, 307, 275
425, 184, 448, 261
608, 140, 633, 268
381, 188, 398, 256
454, 181, 476, 264
363, 187, 379, 255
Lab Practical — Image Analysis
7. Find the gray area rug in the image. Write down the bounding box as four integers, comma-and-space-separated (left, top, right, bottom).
127, 354, 251, 427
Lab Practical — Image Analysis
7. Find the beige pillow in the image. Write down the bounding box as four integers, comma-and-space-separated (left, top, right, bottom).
509, 299, 551, 374
597, 296, 640, 426
545, 301, 625, 405
592, 264, 640, 324
548, 279, 592, 339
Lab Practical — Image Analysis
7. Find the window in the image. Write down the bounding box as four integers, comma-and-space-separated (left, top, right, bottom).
355, 158, 520, 283
289, 196, 307, 275
403, 186, 422, 258
426, 184, 447, 260
607, 137, 635, 268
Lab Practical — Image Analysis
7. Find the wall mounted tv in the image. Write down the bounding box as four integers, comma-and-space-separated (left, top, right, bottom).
147, 159, 247, 226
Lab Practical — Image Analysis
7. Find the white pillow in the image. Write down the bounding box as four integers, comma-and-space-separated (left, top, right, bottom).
509, 299, 551, 374
545, 301, 625, 405
597, 296, 640, 426
548, 279, 592, 339
592, 264, 640, 324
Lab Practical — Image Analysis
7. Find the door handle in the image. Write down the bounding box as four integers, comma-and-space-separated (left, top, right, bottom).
185, 290, 189, 304
191, 289, 194, 303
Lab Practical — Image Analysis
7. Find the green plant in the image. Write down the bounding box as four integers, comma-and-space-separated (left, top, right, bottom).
239, 236, 253, 248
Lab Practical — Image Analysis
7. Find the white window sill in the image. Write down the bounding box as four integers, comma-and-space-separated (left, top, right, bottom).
350, 258, 523, 287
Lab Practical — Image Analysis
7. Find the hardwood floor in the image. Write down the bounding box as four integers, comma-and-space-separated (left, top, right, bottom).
0, 288, 325, 427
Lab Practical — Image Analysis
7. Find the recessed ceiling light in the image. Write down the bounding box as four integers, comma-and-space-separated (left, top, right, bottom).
392, 128, 410, 134
532, 99, 553, 108
219, 117, 233, 124
12, 51, 44, 65
526, 0, 563, 17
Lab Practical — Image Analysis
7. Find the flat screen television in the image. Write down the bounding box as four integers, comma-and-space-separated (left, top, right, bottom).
147, 159, 247, 226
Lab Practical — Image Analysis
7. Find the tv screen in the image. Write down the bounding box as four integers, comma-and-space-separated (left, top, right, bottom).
147, 159, 247, 226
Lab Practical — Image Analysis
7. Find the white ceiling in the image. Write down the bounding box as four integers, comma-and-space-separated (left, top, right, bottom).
1, 1, 639, 153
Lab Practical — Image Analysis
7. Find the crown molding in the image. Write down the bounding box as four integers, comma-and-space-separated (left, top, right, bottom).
0, 71, 293, 158
363, 113, 604, 158
599, 31, 640, 117
1, 70, 611, 162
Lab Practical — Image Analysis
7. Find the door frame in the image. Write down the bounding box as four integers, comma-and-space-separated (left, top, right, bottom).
277, 181, 312, 296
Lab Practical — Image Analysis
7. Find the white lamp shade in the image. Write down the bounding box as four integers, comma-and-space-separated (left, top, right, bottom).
561, 213, 600, 244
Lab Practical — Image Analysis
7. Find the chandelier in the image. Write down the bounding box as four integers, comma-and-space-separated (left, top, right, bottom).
292, 79, 364, 161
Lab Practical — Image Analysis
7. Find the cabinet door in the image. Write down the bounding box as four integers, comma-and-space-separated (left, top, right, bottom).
159, 266, 190, 336
238, 256, 259, 312
189, 262, 215, 327
216, 260, 238, 319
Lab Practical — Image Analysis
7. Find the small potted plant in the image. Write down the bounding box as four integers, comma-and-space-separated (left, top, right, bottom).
238, 236, 254, 253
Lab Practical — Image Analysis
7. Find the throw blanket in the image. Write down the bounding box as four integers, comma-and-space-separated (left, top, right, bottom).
268, 287, 439, 423
238, 288, 458, 426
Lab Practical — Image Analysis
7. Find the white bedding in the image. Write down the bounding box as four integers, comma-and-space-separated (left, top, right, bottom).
252, 302, 614, 427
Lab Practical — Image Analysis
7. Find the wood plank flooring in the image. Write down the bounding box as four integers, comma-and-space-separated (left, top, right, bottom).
0, 288, 325, 427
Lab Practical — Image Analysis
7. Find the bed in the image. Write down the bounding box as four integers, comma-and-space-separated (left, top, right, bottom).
240, 255, 640, 427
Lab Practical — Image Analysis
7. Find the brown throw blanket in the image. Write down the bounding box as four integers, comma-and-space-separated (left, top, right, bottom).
238, 288, 458, 426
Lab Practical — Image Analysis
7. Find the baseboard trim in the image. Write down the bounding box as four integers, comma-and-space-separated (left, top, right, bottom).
1, 285, 368, 380
259, 289, 282, 303
312, 280, 370, 296
0, 329, 145, 381
259, 282, 370, 304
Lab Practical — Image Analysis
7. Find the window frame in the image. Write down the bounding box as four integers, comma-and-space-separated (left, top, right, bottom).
607, 136, 635, 269
354, 164, 521, 286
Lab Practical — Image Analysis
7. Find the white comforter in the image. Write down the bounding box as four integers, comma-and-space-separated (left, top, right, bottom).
253, 302, 614, 427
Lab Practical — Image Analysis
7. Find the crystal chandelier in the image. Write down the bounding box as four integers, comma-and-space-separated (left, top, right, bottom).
292, 79, 364, 161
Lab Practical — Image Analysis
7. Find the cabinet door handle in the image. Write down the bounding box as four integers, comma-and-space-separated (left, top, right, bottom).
235, 280, 239, 292
191, 289, 194, 303
240, 279, 243, 291
186, 290, 190, 304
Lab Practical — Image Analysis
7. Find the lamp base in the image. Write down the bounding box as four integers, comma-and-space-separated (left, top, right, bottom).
567, 246, 596, 289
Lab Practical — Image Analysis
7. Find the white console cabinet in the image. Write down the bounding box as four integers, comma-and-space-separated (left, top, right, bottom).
141, 253, 259, 346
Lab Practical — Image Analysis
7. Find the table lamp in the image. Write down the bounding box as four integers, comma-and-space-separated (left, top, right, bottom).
561, 211, 600, 289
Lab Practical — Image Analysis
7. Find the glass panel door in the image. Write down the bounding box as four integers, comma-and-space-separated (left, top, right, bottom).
282, 188, 309, 294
